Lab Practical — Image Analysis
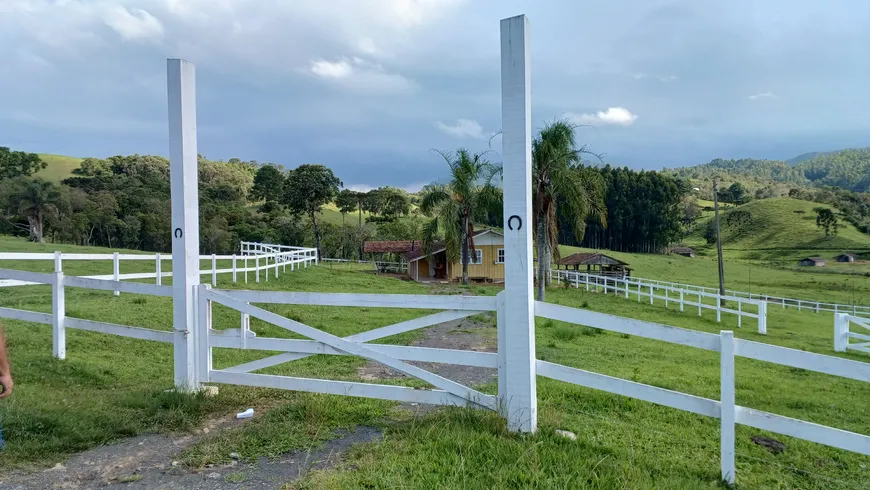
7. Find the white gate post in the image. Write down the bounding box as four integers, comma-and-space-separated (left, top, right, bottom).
499, 14, 537, 433
720, 330, 736, 485
834, 313, 849, 352
113, 251, 120, 296
168, 58, 201, 391
758, 301, 767, 335
52, 251, 66, 360
155, 253, 162, 286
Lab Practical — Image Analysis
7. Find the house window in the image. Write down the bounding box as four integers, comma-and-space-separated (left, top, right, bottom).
497, 248, 505, 264
470, 250, 483, 265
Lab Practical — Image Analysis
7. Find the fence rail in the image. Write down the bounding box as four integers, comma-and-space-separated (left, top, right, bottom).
551, 270, 768, 334
0, 242, 318, 289
622, 273, 870, 316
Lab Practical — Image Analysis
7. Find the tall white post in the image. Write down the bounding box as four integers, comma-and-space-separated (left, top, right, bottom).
720, 331, 736, 485
232, 254, 237, 283
52, 251, 65, 360
113, 251, 120, 296
211, 254, 217, 286
499, 14, 536, 433
155, 253, 162, 286
834, 313, 849, 352
758, 301, 768, 335
168, 58, 201, 391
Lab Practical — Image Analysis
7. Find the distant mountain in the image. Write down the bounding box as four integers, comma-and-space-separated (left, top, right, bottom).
667, 147, 870, 193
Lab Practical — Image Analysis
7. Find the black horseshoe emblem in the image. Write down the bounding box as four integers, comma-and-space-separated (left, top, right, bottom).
507, 215, 522, 231
174, 228, 183, 239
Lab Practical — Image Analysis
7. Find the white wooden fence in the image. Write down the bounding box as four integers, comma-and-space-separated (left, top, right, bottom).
834, 314, 870, 354
627, 274, 870, 316
552, 270, 768, 334
3, 266, 870, 484
0, 243, 317, 289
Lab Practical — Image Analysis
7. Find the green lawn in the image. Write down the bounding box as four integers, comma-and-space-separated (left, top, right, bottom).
1, 240, 869, 488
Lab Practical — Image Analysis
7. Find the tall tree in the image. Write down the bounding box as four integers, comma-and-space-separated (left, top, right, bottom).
282, 164, 342, 256
420, 149, 501, 285
335, 189, 359, 225
814, 207, 839, 239
0, 148, 46, 180
532, 120, 606, 300
4, 178, 62, 244
249, 164, 284, 203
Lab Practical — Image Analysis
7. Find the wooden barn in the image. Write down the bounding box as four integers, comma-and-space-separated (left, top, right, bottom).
669, 247, 696, 258
362, 240, 421, 273
404, 229, 505, 283
836, 253, 857, 263
798, 257, 826, 267
555, 252, 631, 278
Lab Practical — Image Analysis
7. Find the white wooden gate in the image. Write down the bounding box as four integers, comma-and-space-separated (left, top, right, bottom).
197, 286, 499, 410
834, 313, 870, 353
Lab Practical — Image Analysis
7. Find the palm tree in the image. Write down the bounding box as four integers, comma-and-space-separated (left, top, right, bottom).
15, 178, 61, 245
420, 149, 502, 285
533, 119, 607, 300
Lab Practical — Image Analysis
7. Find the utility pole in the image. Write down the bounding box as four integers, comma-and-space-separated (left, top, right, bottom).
713, 180, 726, 305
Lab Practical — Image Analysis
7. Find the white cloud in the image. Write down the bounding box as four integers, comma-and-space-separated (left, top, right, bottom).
102, 5, 164, 42
347, 184, 376, 192
434, 118, 487, 138
632, 72, 677, 82
308, 57, 418, 94
748, 92, 777, 100
565, 107, 638, 126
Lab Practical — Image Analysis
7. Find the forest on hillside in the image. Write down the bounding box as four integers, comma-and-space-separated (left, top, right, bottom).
666, 148, 870, 194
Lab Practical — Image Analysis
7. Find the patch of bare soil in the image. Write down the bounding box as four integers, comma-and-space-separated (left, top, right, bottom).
0, 418, 381, 490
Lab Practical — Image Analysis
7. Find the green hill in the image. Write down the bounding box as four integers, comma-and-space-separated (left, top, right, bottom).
686, 197, 870, 255
33, 153, 82, 183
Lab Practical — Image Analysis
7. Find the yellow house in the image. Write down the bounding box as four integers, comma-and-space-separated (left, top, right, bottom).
404, 229, 505, 282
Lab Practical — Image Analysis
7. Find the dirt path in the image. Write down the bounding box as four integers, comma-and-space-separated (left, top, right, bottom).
1, 315, 496, 490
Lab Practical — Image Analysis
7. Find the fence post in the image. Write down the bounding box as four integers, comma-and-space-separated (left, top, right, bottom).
168, 58, 201, 391
720, 331, 736, 485
232, 254, 237, 283
637, 282, 641, 302
624, 278, 629, 299
834, 313, 849, 352
241, 307, 250, 349
680, 290, 684, 312
211, 254, 217, 286
737, 300, 742, 328
113, 251, 120, 296
758, 301, 767, 334
256, 256, 260, 283
499, 14, 537, 433
196, 284, 212, 383
274, 254, 279, 279
265, 255, 269, 282
716, 294, 722, 322
797, 300, 801, 312
649, 285, 654, 305
52, 251, 66, 360
244, 257, 248, 283
155, 253, 162, 286
665, 288, 669, 308
698, 293, 702, 316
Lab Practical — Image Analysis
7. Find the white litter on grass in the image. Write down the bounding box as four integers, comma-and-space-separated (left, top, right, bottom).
235, 408, 254, 419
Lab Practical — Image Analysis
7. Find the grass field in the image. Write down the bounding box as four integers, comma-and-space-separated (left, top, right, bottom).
2, 239, 870, 488
32, 153, 83, 183
685, 197, 870, 262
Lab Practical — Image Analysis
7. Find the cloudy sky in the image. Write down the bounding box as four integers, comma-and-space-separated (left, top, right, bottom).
2, 1, 869, 191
